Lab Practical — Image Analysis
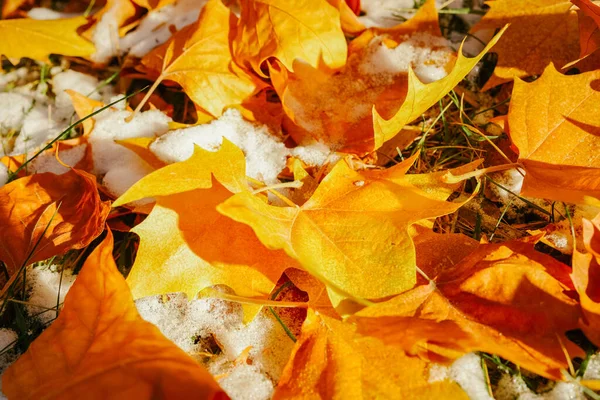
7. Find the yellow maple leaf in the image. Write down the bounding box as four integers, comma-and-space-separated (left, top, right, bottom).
507, 63, 600, 203
471, 0, 600, 89
274, 310, 468, 399
0, 17, 95, 61
113, 141, 299, 319
139, 0, 259, 118
233, 0, 348, 74
113, 139, 247, 207
372, 26, 507, 150
270, 0, 449, 154
218, 156, 480, 307
2, 230, 226, 400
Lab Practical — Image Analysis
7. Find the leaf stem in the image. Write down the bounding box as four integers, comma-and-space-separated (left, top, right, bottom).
443, 163, 522, 184
129, 77, 164, 121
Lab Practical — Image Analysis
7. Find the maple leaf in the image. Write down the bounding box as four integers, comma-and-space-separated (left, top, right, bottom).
139, 0, 259, 117
372, 27, 507, 150
1, 0, 32, 18
571, 0, 600, 63
0, 170, 110, 276
274, 309, 468, 399
0, 17, 95, 61
113, 141, 299, 318
218, 156, 480, 307
271, 0, 452, 153
572, 213, 600, 346
2, 230, 227, 400
410, 226, 479, 284
507, 63, 600, 203
351, 239, 583, 380
573, 0, 600, 24
233, 0, 348, 74
113, 139, 247, 206
471, 0, 600, 89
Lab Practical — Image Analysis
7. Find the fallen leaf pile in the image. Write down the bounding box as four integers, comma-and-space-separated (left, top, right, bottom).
1, 0, 600, 398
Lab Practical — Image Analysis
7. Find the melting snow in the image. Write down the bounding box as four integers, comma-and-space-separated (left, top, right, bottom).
121, 0, 208, 58
26, 265, 77, 325
89, 108, 171, 197
136, 293, 297, 400
151, 108, 289, 184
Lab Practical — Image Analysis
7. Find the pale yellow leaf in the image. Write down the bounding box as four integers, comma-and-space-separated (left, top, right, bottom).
233, 0, 348, 74
0, 17, 95, 61
372, 26, 507, 150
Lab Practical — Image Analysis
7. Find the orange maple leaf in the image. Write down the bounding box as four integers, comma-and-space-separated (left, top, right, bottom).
139, 0, 259, 118
233, 0, 348, 74
218, 156, 481, 308
114, 141, 299, 320
274, 310, 469, 399
351, 239, 583, 380
2, 230, 227, 400
572, 212, 600, 346
571, 0, 600, 63
507, 63, 600, 203
470, 0, 600, 89
271, 0, 456, 153
0, 169, 110, 276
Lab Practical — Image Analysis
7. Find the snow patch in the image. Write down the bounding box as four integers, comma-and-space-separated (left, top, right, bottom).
285, 34, 452, 149
0, 329, 17, 358
495, 374, 584, 400
136, 293, 296, 400
121, 0, 207, 58
52, 70, 114, 121
215, 364, 274, 400
0, 67, 31, 91
1, 68, 114, 158
30, 144, 87, 175
487, 168, 525, 203
26, 265, 77, 325
449, 354, 494, 400
89, 108, 171, 197
151, 108, 288, 184
429, 353, 493, 400
584, 354, 600, 380
291, 140, 336, 167
0, 93, 35, 135
359, 0, 462, 28
359, 0, 421, 29
91, 4, 121, 64
27, 7, 79, 20
359, 33, 452, 83
12, 102, 62, 156
0, 328, 19, 386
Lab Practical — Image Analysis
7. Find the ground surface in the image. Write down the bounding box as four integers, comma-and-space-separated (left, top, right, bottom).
1, 0, 600, 399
